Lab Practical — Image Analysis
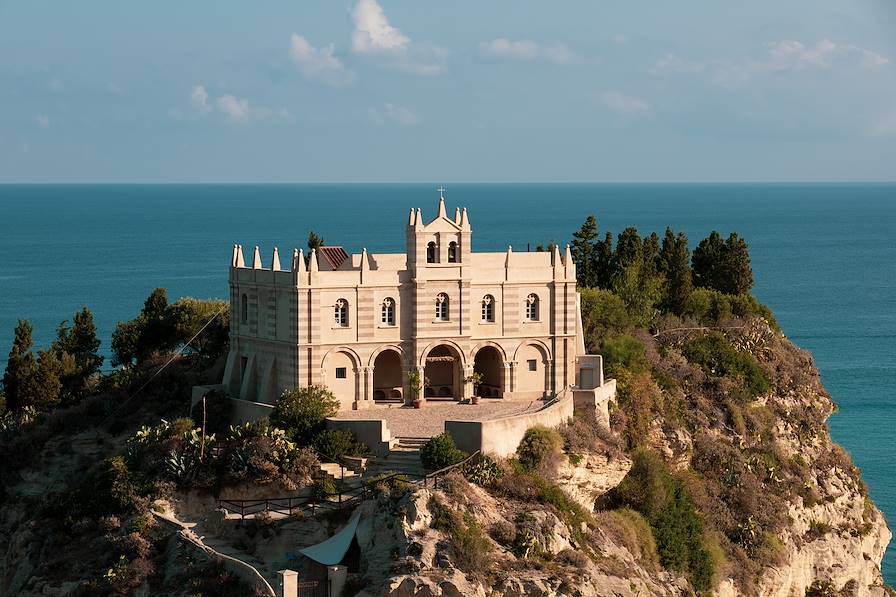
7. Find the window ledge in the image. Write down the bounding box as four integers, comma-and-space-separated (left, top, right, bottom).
432, 319, 452, 324
522, 320, 541, 324
331, 325, 352, 330
377, 324, 397, 329
479, 321, 497, 325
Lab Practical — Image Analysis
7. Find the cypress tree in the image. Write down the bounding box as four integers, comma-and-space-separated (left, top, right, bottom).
596, 231, 614, 289
723, 233, 753, 295
659, 228, 694, 314
2, 320, 39, 412
571, 215, 599, 288
54, 307, 103, 400
692, 231, 725, 291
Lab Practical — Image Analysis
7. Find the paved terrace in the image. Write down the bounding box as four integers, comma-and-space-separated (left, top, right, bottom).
332, 399, 546, 438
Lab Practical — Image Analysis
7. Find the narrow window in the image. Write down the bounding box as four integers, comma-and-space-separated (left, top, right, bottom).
335, 299, 348, 327
426, 241, 437, 263
382, 297, 395, 326
335, 367, 347, 379
525, 294, 539, 321
240, 293, 248, 324
448, 241, 458, 263
481, 294, 494, 323
435, 293, 449, 321
527, 359, 537, 372
240, 356, 248, 377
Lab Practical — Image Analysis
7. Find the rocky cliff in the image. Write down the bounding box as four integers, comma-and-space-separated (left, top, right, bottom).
369, 320, 891, 596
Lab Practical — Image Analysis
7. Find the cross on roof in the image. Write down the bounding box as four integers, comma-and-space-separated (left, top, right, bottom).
437, 185, 446, 200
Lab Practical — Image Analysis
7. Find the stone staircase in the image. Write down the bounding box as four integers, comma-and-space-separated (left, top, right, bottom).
318, 461, 364, 491
362, 437, 428, 480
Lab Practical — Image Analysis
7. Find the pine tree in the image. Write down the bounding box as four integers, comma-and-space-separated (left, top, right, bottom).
2, 320, 39, 412
571, 215, 599, 288
307, 230, 325, 254
611, 228, 663, 327
659, 228, 694, 314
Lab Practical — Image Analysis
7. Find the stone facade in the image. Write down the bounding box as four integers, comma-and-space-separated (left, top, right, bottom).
222, 192, 602, 411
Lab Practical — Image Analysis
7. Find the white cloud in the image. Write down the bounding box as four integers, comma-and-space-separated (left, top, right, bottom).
289, 33, 353, 85
600, 91, 652, 117
350, 0, 446, 76
35, 114, 50, 129
184, 85, 292, 125
479, 38, 576, 65
190, 85, 211, 113
351, 0, 409, 54
217, 95, 251, 124
654, 39, 889, 85
368, 102, 419, 126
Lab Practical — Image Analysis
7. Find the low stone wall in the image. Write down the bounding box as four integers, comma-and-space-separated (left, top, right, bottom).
445, 392, 575, 457
572, 378, 617, 427
326, 418, 394, 457
228, 397, 275, 424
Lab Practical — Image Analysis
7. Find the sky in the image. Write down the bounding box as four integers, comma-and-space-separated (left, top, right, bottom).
1, 0, 896, 183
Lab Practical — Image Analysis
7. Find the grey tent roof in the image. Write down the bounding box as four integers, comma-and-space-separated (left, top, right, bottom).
299, 511, 362, 566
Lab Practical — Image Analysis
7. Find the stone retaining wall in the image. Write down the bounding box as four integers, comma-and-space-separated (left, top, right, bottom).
445, 391, 574, 457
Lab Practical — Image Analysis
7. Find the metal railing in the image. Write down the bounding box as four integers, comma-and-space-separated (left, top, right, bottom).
217, 450, 482, 518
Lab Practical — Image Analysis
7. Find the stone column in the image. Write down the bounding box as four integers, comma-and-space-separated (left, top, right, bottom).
463, 364, 474, 400
278, 570, 297, 597
502, 361, 513, 399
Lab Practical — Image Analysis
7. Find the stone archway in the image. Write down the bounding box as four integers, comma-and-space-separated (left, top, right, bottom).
473, 345, 504, 398
424, 344, 463, 401
372, 348, 403, 402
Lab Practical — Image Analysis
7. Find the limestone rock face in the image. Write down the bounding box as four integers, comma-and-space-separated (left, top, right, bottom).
553, 451, 631, 511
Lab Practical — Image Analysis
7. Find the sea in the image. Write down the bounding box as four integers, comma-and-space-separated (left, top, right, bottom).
0, 183, 893, 582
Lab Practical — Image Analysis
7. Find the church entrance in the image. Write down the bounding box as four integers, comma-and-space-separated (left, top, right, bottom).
372, 349, 403, 403
473, 346, 503, 398
423, 345, 462, 401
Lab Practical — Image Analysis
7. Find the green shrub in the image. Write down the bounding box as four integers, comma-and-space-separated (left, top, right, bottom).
682, 332, 771, 399
463, 455, 504, 487
270, 385, 340, 446
311, 478, 337, 501
601, 334, 649, 377
312, 429, 369, 462
603, 449, 715, 593
516, 426, 563, 472
683, 289, 778, 330
578, 288, 632, 354
595, 508, 658, 566
420, 433, 466, 471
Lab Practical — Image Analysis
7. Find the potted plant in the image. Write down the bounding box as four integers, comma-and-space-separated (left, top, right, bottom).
465, 372, 484, 405
407, 371, 429, 409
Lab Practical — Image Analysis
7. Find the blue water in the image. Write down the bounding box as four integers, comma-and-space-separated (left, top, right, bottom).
0, 183, 894, 581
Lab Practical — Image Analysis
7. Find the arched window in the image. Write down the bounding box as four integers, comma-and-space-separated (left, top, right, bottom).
240, 293, 248, 324
381, 297, 395, 326
334, 299, 349, 327
481, 294, 495, 323
435, 293, 449, 321
525, 294, 539, 321
426, 241, 437, 263
448, 241, 458, 263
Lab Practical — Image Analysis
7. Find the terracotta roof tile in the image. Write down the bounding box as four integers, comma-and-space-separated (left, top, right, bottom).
318, 246, 349, 270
